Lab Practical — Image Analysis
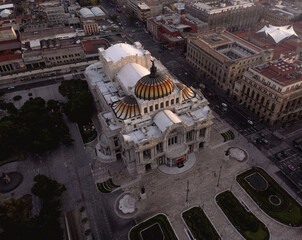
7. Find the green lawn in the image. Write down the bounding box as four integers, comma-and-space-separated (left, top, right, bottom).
216, 191, 269, 240
182, 207, 220, 240
237, 167, 302, 227
129, 214, 177, 240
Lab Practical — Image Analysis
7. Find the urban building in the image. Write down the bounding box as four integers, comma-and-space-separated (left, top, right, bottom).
85, 42, 213, 175
185, 0, 265, 32
234, 59, 302, 125
147, 13, 208, 49
186, 30, 273, 95
22, 37, 86, 69
136, 2, 150, 22
0, 27, 25, 75
83, 20, 99, 35
44, 5, 69, 24
78, 7, 107, 21
265, 7, 295, 24
128, 0, 163, 22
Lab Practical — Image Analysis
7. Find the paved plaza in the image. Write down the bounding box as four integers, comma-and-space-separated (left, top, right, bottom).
94, 113, 302, 240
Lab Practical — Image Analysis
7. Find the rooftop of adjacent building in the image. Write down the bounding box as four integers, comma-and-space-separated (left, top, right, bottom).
20, 26, 76, 42
82, 39, 110, 55
190, 30, 262, 61
149, 13, 207, 28
191, 0, 254, 14
249, 59, 302, 87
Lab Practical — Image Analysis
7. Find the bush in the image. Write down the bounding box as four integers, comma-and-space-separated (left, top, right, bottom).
13, 95, 22, 101
84, 229, 91, 236
82, 217, 88, 223
80, 206, 85, 212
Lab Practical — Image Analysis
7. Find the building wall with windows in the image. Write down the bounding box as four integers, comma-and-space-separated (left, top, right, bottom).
186, 30, 273, 95
185, 1, 265, 32
234, 59, 302, 125
83, 21, 99, 35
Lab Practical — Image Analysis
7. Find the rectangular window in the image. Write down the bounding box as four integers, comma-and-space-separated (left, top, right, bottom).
171, 99, 174, 105
155, 104, 158, 110
176, 98, 179, 103
200, 128, 206, 137
150, 106, 153, 112
166, 101, 169, 107
144, 107, 147, 113
160, 102, 164, 108
156, 142, 163, 152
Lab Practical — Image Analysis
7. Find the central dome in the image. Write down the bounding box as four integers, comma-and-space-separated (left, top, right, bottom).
135, 61, 174, 100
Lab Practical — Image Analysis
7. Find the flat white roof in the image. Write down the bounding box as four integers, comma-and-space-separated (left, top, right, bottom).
116, 63, 149, 94
123, 126, 162, 143
0, 4, 13, 10
154, 110, 181, 133
101, 43, 145, 63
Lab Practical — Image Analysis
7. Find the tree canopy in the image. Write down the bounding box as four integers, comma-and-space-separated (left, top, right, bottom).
0, 175, 66, 240
0, 98, 73, 162
59, 79, 94, 123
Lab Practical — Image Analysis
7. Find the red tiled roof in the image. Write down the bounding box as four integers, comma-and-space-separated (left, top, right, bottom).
254, 60, 302, 86
82, 39, 110, 54
0, 52, 22, 62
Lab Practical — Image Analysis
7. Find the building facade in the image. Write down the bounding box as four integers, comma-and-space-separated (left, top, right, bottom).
185, 1, 265, 32
186, 30, 273, 95
86, 42, 213, 175
83, 21, 99, 35
234, 59, 302, 125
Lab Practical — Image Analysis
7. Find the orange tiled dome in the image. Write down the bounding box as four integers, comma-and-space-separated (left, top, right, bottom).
112, 95, 140, 120
135, 61, 174, 100
176, 83, 195, 100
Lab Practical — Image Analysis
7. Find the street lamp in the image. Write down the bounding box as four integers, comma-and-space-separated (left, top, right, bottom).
217, 166, 222, 187
186, 181, 190, 204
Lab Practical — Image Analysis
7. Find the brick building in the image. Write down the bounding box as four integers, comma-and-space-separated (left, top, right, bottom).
147, 13, 207, 49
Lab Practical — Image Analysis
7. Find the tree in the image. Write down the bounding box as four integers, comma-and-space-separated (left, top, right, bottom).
59, 79, 94, 123
31, 175, 66, 199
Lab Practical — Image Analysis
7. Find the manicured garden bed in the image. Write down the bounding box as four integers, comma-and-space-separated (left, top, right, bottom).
129, 214, 177, 240
96, 178, 120, 193
182, 206, 220, 240
221, 130, 235, 142
237, 167, 302, 227
216, 191, 269, 240
78, 119, 97, 144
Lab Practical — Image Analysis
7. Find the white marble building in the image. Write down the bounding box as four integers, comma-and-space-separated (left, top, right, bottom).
85, 42, 213, 176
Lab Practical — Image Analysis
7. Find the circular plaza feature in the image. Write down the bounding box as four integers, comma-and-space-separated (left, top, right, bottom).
269, 195, 281, 206
115, 193, 138, 218
227, 147, 248, 162
0, 172, 23, 193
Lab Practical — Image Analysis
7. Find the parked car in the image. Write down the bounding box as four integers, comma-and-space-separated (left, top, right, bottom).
288, 164, 296, 171
247, 120, 254, 125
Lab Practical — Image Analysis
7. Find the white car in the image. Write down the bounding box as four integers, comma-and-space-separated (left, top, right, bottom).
247, 120, 254, 125
221, 103, 227, 108
7, 86, 15, 90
